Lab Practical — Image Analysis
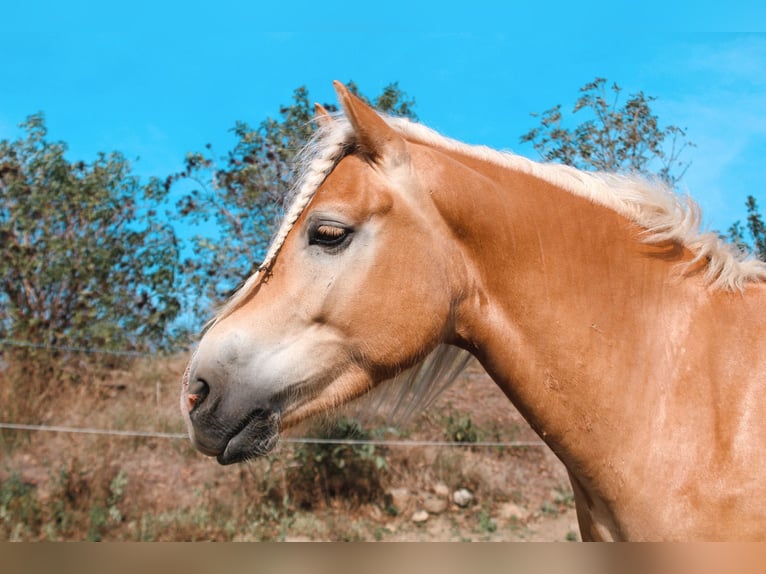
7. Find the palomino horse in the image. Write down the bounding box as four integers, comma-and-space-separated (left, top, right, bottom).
182, 82, 766, 541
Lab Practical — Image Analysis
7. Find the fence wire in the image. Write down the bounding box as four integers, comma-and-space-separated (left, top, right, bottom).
0, 338, 547, 449
0, 422, 545, 448
0, 338, 157, 357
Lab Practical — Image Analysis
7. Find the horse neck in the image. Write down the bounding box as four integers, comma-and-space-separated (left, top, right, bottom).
423, 145, 699, 463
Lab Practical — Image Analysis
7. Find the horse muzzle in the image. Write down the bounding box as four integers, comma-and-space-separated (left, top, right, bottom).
181, 358, 283, 465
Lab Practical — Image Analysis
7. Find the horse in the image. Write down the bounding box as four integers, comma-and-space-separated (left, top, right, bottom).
181, 81, 766, 541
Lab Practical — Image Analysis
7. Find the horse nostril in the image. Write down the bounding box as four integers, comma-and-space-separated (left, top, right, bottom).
187, 378, 210, 411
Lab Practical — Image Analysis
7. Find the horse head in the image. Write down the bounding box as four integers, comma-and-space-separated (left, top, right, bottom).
181, 83, 467, 464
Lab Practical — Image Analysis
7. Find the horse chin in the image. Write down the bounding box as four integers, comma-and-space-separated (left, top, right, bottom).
216, 410, 281, 465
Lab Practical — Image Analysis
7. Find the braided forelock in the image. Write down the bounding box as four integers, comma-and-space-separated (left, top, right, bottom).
210, 117, 356, 325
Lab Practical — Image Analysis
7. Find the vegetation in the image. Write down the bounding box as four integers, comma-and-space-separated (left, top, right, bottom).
0, 358, 571, 541
0, 115, 180, 354
444, 412, 480, 444
0, 116, 181, 421
287, 418, 388, 509
521, 77, 694, 187
729, 195, 766, 261
0, 457, 129, 541
521, 76, 765, 260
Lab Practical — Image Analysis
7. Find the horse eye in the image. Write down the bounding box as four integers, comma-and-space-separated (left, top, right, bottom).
310, 224, 350, 247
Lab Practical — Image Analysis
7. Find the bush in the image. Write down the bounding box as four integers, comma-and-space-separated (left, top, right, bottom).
286, 418, 388, 509
0, 457, 128, 541
444, 412, 480, 444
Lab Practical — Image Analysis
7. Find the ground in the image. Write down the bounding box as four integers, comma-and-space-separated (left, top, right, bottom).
0, 357, 579, 541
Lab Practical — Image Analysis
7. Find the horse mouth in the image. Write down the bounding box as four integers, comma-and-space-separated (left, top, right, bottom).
214, 409, 282, 465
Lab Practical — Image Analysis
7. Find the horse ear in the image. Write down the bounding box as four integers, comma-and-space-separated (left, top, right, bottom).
314, 103, 335, 128
333, 80, 408, 166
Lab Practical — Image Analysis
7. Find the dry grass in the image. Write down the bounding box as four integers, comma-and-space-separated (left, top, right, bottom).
0, 355, 577, 541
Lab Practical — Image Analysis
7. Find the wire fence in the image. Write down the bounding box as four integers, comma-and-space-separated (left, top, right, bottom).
0, 338, 547, 449
0, 338, 158, 358
0, 419, 548, 449
0, 422, 545, 448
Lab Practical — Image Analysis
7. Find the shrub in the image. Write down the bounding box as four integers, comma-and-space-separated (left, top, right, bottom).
444, 413, 480, 444
287, 418, 388, 509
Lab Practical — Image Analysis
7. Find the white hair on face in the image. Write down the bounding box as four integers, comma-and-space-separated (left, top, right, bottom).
260, 121, 355, 272
211, 120, 354, 324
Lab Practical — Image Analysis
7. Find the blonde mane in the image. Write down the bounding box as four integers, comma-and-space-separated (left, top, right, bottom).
217, 113, 766, 323
388, 117, 766, 291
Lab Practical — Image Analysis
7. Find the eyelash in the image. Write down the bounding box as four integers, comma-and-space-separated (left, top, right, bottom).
309, 224, 351, 248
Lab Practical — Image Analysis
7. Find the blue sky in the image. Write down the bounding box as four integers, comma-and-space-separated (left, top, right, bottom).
2, 2, 765, 237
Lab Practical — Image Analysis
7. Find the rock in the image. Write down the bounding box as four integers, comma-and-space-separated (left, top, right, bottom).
423, 494, 448, 515
386, 487, 411, 513
453, 488, 474, 508
411, 510, 429, 524
433, 482, 450, 498
498, 502, 529, 522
